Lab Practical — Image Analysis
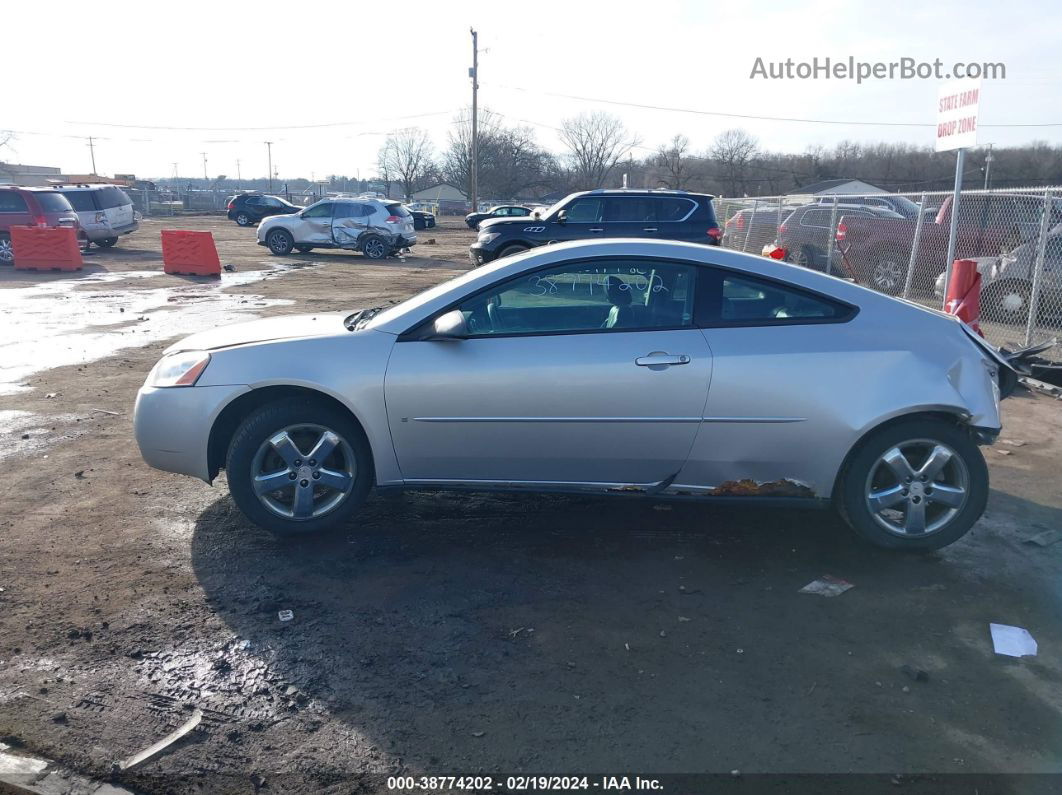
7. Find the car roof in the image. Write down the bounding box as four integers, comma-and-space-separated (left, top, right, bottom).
367, 238, 913, 335
581, 188, 716, 199
51, 184, 121, 191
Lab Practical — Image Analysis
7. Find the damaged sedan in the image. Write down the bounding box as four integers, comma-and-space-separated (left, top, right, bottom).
134, 239, 1015, 550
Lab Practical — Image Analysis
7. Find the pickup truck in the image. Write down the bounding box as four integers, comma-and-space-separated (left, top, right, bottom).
836, 192, 1061, 295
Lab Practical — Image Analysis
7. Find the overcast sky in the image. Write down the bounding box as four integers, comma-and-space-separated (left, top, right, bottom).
6, 0, 1060, 181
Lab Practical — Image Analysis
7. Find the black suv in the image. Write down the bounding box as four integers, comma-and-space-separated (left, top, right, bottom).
226, 193, 300, 226
468, 190, 720, 266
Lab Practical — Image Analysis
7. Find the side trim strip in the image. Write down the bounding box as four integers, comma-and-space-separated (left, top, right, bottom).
412, 416, 702, 423
412, 416, 806, 424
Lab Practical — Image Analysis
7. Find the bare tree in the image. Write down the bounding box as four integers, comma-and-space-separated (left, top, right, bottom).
654, 134, 694, 190
443, 109, 554, 200
709, 129, 759, 196
378, 128, 435, 200
558, 112, 640, 189
442, 108, 502, 199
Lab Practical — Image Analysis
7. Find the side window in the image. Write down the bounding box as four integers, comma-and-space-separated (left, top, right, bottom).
704, 270, 851, 325
0, 192, 29, 213
64, 191, 98, 212
800, 209, 830, 228
301, 202, 334, 219
604, 197, 653, 223
512, 207, 530, 216
563, 198, 605, 223
244, 196, 262, 206
262, 197, 285, 208
655, 198, 696, 222
454, 259, 698, 336
494, 207, 509, 216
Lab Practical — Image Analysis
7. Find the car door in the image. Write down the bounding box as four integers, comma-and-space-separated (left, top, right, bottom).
548, 196, 610, 242
604, 196, 657, 238
331, 202, 370, 248
676, 267, 858, 494
296, 202, 335, 245
384, 257, 712, 485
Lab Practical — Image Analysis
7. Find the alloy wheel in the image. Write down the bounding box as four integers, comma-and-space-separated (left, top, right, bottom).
363, 238, 387, 259
0, 237, 12, 264
864, 438, 969, 537
250, 424, 356, 521
873, 258, 903, 293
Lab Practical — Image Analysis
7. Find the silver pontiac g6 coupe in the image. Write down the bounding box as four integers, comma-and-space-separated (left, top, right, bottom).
134, 239, 1014, 551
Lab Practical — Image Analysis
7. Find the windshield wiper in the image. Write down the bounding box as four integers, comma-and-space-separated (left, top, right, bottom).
343, 306, 384, 331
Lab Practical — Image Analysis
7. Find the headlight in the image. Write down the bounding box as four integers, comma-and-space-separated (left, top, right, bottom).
478, 232, 500, 244
148, 351, 211, 387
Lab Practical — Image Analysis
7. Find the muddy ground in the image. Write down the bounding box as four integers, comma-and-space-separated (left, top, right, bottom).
0, 216, 1061, 794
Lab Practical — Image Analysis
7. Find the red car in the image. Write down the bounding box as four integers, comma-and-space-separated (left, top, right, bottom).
0, 186, 85, 265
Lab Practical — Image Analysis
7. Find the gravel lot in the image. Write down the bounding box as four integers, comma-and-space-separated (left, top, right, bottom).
0, 215, 1060, 794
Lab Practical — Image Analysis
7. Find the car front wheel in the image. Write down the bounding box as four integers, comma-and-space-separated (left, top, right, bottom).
266, 229, 295, 255
226, 398, 372, 536
838, 419, 988, 551
0, 234, 12, 265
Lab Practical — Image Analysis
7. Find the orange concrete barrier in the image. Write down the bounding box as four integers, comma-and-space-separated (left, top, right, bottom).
161, 230, 221, 277
943, 258, 983, 336
10, 226, 84, 272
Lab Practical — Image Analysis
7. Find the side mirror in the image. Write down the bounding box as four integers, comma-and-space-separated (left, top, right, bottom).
556, 209, 567, 225
427, 309, 468, 340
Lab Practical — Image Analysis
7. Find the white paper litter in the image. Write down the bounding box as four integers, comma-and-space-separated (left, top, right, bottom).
799, 576, 854, 597
990, 623, 1038, 657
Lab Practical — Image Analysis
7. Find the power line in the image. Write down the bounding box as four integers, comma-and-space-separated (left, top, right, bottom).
489, 83, 1062, 129
62, 110, 458, 132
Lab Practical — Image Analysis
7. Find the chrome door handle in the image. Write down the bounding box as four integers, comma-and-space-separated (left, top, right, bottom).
636, 354, 690, 367
589, 227, 604, 233
642, 227, 658, 232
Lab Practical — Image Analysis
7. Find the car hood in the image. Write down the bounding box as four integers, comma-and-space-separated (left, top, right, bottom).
165, 313, 346, 354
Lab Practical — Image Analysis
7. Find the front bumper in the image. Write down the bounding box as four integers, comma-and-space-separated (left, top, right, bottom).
134, 383, 250, 482
468, 243, 497, 266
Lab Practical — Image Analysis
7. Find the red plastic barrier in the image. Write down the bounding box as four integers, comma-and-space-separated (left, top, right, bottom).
161, 230, 221, 276
943, 258, 983, 336
10, 226, 83, 271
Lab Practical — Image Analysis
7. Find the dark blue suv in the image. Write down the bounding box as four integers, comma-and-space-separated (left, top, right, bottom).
469, 189, 721, 266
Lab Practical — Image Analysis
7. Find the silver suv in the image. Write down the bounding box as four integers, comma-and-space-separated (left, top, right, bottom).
53, 185, 139, 248
256, 197, 416, 259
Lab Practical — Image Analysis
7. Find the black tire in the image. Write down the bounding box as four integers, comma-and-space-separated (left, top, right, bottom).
236, 212, 252, 227
97, 237, 118, 248
497, 243, 529, 259
982, 280, 1031, 326
295, 245, 314, 254
838, 419, 988, 551
360, 234, 389, 260
266, 229, 294, 256
226, 398, 373, 536
0, 233, 12, 265
788, 245, 816, 269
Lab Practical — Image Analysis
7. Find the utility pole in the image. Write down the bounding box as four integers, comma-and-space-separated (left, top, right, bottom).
87, 136, 97, 175
983, 143, 994, 190
201, 152, 208, 183
265, 142, 274, 192
469, 28, 479, 213
236, 159, 241, 190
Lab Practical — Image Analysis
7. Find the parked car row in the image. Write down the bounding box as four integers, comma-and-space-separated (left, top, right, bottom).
0, 184, 139, 265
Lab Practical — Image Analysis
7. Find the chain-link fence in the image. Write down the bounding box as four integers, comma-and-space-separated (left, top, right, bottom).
125, 186, 330, 216
717, 188, 1062, 360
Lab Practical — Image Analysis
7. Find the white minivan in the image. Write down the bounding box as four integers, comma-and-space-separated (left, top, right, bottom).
53, 185, 140, 248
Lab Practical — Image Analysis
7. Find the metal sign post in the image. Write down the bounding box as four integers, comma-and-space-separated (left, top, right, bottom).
935, 79, 981, 303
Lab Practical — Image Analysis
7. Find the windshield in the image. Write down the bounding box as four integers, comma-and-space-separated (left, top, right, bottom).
890, 196, 922, 216
366, 264, 504, 330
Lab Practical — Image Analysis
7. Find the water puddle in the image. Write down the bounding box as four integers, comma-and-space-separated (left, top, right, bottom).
0, 265, 306, 395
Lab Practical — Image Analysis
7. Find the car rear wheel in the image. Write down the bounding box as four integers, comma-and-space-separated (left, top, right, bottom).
266, 229, 294, 256
295, 245, 314, 254
0, 234, 13, 265
869, 249, 907, 295
97, 237, 118, 248
982, 280, 1031, 325
360, 235, 389, 260
839, 419, 987, 551
498, 243, 529, 259
226, 398, 372, 536
236, 212, 252, 226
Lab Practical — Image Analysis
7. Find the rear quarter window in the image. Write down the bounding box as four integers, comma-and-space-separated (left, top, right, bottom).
654, 198, 696, 222
62, 191, 98, 212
